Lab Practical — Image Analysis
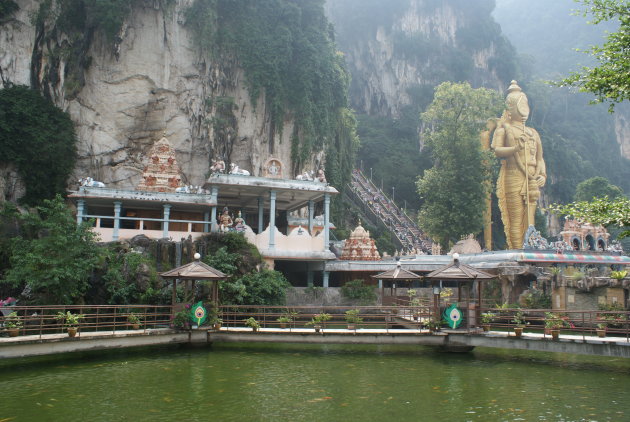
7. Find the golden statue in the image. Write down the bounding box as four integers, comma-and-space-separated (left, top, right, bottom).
492, 81, 546, 249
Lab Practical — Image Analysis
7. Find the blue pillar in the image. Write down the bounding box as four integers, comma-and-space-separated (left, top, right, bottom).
204, 210, 210, 233
76, 200, 85, 225
269, 190, 276, 249
307, 271, 314, 288
210, 186, 218, 232
258, 197, 264, 234
162, 204, 171, 239
308, 200, 314, 235
113, 201, 122, 241
323, 271, 329, 288
378, 279, 383, 289
324, 193, 330, 250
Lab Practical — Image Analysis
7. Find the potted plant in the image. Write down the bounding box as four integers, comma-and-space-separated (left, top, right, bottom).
127, 312, 142, 330
307, 313, 332, 332
345, 309, 363, 330
512, 310, 526, 337
208, 303, 223, 330
56, 311, 84, 337
424, 317, 441, 333
596, 322, 607, 338
610, 270, 628, 286
544, 312, 565, 340
172, 310, 190, 330
4, 311, 22, 337
245, 317, 260, 332
276, 310, 297, 329
480, 312, 495, 332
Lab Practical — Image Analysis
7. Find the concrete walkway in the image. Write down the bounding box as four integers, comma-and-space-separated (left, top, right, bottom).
2, 327, 630, 359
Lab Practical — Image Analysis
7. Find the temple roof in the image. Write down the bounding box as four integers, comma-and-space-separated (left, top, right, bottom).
159, 260, 227, 280
371, 262, 420, 280
425, 255, 495, 281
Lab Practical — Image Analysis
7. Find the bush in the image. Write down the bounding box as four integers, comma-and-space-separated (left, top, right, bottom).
341, 279, 376, 305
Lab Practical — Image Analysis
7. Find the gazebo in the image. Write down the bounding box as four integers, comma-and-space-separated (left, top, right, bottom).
424, 253, 495, 328
159, 253, 228, 307
371, 261, 422, 305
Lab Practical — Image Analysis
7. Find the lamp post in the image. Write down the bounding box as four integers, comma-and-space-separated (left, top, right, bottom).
392, 186, 395, 204
370, 167, 373, 181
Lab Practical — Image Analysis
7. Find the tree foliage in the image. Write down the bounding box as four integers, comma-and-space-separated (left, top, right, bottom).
1, 195, 101, 304
416, 82, 503, 247
550, 196, 630, 238
0, 85, 77, 205
574, 176, 624, 202
199, 234, 289, 305
557, 0, 630, 110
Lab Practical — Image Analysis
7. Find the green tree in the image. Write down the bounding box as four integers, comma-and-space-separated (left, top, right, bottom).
1, 195, 101, 304
550, 196, 630, 238
416, 82, 503, 247
574, 176, 624, 202
0, 85, 77, 205
557, 0, 630, 110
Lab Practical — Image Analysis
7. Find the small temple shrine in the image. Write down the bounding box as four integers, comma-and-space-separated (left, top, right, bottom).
560, 219, 610, 251
340, 222, 380, 261
136, 134, 184, 192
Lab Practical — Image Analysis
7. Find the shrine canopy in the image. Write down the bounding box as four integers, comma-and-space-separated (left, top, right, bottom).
424, 254, 494, 283
371, 261, 422, 282
159, 260, 227, 281
159, 254, 228, 305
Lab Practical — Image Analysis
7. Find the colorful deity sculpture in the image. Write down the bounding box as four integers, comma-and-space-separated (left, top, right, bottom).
492, 81, 547, 249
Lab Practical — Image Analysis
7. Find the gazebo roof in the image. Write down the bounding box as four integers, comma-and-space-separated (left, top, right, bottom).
159, 260, 227, 280
371, 262, 422, 280
425, 256, 494, 282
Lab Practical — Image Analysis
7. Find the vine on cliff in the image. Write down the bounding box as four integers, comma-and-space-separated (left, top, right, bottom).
186, 0, 357, 179
0, 85, 77, 205
30, 0, 175, 99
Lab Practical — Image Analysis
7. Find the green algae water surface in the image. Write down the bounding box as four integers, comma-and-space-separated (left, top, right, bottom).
1, 343, 630, 421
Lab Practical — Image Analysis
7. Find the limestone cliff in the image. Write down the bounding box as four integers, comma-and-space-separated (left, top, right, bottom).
0, 0, 328, 191
326, 0, 514, 118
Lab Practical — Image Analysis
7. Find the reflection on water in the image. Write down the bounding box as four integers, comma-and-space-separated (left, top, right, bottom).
1, 343, 630, 421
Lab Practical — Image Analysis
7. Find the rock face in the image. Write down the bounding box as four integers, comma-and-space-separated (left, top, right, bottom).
326, 0, 509, 117
1, 0, 298, 192
615, 106, 630, 160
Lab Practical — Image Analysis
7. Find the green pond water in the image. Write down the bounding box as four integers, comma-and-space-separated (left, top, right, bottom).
2, 343, 630, 422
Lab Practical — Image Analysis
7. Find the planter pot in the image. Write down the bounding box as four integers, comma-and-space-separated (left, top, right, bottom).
7, 328, 19, 337
251, 327, 259, 332
551, 329, 560, 340
544, 327, 551, 335
314, 325, 322, 333
214, 323, 222, 330
67, 327, 77, 337
596, 329, 606, 338
132, 323, 140, 330
514, 327, 523, 337
482, 324, 491, 332
279, 323, 287, 329
347, 324, 356, 330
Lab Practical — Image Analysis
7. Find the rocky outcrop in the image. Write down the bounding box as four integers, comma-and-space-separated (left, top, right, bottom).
0, 0, 302, 193
326, 0, 509, 117
614, 104, 630, 160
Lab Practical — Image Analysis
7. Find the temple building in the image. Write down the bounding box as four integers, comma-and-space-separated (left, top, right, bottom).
69, 134, 338, 286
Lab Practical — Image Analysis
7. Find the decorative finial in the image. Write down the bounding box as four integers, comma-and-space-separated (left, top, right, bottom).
194, 252, 201, 260
452, 252, 460, 262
